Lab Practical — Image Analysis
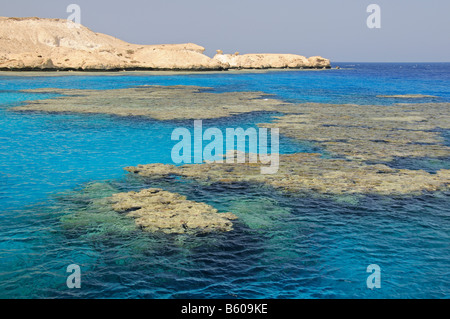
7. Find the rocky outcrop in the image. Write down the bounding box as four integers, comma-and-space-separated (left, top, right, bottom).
307, 56, 331, 69
0, 17, 331, 71
213, 52, 331, 69
109, 188, 237, 234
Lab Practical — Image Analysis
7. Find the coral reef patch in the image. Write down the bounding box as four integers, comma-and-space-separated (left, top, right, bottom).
109, 188, 237, 234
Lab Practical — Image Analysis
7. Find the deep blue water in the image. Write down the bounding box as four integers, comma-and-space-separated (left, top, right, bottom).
0, 63, 449, 298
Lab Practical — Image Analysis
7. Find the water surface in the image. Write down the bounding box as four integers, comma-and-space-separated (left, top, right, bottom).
0, 63, 449, 298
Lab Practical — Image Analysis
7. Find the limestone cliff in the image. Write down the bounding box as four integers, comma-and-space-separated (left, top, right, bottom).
213, 52, 330, 69
0, 17, 330, 71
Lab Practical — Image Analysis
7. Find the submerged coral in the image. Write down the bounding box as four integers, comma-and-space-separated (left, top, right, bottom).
13, 85, 450, 198
260, 102, 450, 161
59, 181, 140, 239
125, 153, 450, 196
109, 188, 237, 234
14, 86, 449, 164
12, 86, 295, 120
377, 94, 439, 99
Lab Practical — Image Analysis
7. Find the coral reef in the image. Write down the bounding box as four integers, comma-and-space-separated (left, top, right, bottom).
12, 86, 294, 120
377, 94, 439, 99
261, 102, 450, 161
124, 153, 449, 196
109, 188, 237, 234
13, 85, 449, 197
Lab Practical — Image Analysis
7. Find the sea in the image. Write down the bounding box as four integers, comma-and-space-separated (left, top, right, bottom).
0, 63, 449, 298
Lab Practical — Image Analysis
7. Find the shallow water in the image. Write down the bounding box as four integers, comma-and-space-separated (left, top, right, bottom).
0, 63, 449, 298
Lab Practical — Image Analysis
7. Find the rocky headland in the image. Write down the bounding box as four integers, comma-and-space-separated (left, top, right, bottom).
0, 17, 330, 71
213, 50, 331, 69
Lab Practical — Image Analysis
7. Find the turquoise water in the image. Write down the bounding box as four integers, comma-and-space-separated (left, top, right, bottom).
0, 63, 449, 298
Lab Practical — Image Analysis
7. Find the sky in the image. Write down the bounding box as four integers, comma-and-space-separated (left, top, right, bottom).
1, 0, 449, 62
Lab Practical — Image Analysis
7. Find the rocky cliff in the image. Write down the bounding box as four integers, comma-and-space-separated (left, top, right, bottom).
213, 51, 330, 69
0, 17, 330, 71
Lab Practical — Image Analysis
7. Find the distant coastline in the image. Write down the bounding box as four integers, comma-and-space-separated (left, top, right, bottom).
0, 17, 331, 71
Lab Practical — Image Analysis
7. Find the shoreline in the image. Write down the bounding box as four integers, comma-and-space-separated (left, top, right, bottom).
0, 67, 335, 77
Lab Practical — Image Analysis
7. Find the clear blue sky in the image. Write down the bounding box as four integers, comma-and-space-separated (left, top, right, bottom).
2, 0, 449, 62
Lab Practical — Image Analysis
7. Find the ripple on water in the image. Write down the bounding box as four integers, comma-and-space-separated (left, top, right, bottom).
3, 174, 444, 299
1, 66, 450, 298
